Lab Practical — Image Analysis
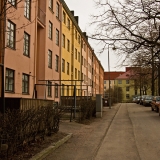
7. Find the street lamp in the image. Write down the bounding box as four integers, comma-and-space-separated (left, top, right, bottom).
108, 43, 116, 109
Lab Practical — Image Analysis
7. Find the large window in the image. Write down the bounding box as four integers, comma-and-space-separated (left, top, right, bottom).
62, 84, 65, 96
67, 18, 70, 30
62, 11, 66, 24
22, 73, 29, 94
23, 32, 30, 56
56, 29, 59, 45
55, 55, 59, 72
75, 48, 77, 60
62, 59, 65, 72
126, 86, 130, 91
118, 80, 122, 84
75, 68, 77, 79
48, 81, 52, 96
24, 0, 31, 19
78, 52, 80, 62
55, 83, 58, 98
48, 50, 52, 68
49, 0, 53, 10
8, 0, 16, 7
126, 80, 130, 84
62, 34, 65, 48
67, 39, 70, 52
126, 94, 130, 99
67, 62, 69, 75
49, 21, 52, 39
7, 20, 16, 49
5, 68, 14, 92
56, 2, 59, 18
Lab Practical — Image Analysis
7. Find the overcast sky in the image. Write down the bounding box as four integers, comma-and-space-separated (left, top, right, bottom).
64, 0, 125, 72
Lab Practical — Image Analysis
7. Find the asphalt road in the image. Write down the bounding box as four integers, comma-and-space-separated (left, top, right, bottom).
44, 103, 160, 160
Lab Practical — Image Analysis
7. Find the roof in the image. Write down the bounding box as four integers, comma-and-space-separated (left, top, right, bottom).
104, 72, 125, 80
115, 70, 135, 80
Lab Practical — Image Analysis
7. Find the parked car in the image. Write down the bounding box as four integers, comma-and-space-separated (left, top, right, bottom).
139, 95, 147, 105
151, 96, 160, 112
132, 97, 137, 103
135, 96, 141, 104
142, 95, 153, 106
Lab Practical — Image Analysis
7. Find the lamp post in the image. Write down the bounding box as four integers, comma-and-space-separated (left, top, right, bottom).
108, 44, 111, 109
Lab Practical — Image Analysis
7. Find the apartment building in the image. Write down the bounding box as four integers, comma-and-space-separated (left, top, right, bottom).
0, 0, 104, 104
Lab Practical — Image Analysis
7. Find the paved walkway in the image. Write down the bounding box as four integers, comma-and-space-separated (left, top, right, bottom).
44, 104, 120, 160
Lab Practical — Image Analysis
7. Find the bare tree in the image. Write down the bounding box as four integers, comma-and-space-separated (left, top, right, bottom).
90, 0, 160, 65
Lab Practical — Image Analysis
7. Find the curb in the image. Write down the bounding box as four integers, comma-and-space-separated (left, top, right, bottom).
30, 133, 73, 160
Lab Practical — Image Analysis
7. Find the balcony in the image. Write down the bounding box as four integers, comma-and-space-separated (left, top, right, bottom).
37, 7, 46, 28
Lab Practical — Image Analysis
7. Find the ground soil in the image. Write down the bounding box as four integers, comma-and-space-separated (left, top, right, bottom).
0, 132, 68, 160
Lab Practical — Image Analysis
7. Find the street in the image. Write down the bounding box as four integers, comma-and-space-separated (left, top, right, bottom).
44, 103, 160, 160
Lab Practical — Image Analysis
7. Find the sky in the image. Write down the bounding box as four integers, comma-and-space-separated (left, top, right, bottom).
64, 0, 125, 72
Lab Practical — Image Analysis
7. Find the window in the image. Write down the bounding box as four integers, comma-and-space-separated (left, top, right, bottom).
62, 34, 65, 48
23, 32, 30, 56
81, 73, 83, 81
126, 80, 130, 84
67, 18, 70, 29
75, 48, 77, 59
75, 68, 77, 79
55, 83, 58, 98
56, 29, 59, 45
67, 39, 70, 52
24, 0, 31, 19
78, 35, 80, 44
62, 84, 65, 96
62, 11, 66, 24
48, 21, 52, 39
62, 59, 65, 72
78, 70, 80, 80
56, 2, 59, 18
7, 20, 16, 49
104, 80, 106, 84
126, 86, 130, 91
78, 52, 80, 62
55, 55, 59, 72
48, 50, 52, 68
5, 68, 14, 92
84, 43, 86, 51
22, 73, 29, 94
75, 30, 77, 39
81, 56, 83, 65
118, 80, 122, 84
126, 94, 130, 99
49, 0, 53, 10
67, 86, 69, 96
67, 62, 69, 75
8, 0, 16, 7
48, 81, 52, 96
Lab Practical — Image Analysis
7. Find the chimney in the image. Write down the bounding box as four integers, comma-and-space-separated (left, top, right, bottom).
71, 10, 74, 16
74, 16, 79, 24
83, 32, 88, 41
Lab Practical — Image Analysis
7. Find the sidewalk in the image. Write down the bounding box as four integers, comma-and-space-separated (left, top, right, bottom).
30, 104, 120, 160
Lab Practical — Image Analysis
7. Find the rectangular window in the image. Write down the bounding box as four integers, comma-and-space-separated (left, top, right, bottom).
62, 11, 66, 24
7, 20, 16, 49
49, 21, 53, 39
5, 68, 14, 92
8, 0, 16, 6
78, 70, 80, 80
24, 0, 31, 19
75, 68, 77, 79
23, 32, 30, 56
118, 80, 122, 84
67, 39, 70, 52
62, 59, 65, 72
48, 50, 52, 68
126, 86, 130, 91
55, 55, 59, 72
22, 73, 29, 94
55, 83, 58, 98
67, 62, 69, 75
75, 30, 77, 39
48, 81, 52, 96
81, 56, 83, 65
126, 80, 130, 84
126, 94, 130, 99
78, 35, 80, 44
67, 86, 69, 96
75, 48, 77, 60
62, 34, 65, 48
67, 18, 70, 30
62, 84, 65, 96
56, 29, 59, 45
49, 0, 53, 10
56, 2, 59, 18
78, 52, 80, 62
81, 73, 83, 81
